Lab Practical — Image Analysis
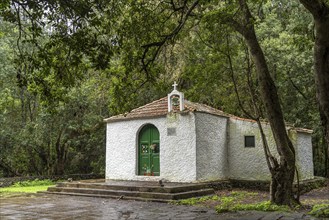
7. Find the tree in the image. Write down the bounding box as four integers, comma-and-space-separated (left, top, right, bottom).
224, 0, 297, 206
0, 19, 108, 176
299, 0, 329, 178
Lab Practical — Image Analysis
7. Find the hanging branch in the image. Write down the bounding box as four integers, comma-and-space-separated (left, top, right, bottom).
140, 0, 199, 75
225, 34, 255, 120
288, 76, 308, 100
226, 31, 278, 176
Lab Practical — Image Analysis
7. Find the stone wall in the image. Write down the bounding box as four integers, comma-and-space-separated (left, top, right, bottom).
205, 177, 327, 194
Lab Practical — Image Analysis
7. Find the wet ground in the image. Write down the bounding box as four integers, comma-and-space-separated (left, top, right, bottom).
0, 193, 327, 220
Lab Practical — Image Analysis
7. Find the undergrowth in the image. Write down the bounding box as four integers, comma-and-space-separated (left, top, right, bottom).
170, 195, 220, 205
172, 190, 290, 213
216, 201, 290, 213
12, 179, 55, 187
308, 204, 329, 218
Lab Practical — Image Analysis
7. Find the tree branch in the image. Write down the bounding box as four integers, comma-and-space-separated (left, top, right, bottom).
299, 0, 329, 19
141, 0, 199, 74
288, 76, 308, 100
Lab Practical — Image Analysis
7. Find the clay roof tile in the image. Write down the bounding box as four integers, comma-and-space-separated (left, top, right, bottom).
103, 97, 314, 134
104, 96, 229, 122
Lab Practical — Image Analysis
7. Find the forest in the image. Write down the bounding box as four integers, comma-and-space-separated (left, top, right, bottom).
0, 0, 328, 204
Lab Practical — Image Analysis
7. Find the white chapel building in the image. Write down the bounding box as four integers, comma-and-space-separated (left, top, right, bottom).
104, 83, 314, 183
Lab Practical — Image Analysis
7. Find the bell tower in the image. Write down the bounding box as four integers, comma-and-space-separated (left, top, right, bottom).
168, 81, 184, 112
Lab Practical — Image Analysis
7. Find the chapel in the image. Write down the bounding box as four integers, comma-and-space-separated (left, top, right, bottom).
104, 83, 314, 183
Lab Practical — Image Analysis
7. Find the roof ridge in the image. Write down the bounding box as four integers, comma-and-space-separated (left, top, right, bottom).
131, 96, 167, 112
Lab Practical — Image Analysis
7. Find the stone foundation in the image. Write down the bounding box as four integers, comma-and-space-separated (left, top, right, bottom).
205, 177, 327, 194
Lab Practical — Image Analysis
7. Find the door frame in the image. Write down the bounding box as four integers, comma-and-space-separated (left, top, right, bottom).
136, 123, 160, 176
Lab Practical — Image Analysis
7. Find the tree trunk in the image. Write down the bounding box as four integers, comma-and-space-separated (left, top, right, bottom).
55, 128, 66, 175
299, 0, 329, 178
233, 0, 297, 205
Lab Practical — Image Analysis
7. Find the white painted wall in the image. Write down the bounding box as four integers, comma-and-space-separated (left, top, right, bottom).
294, 132, 314, 180
106, 112, 197, 182
228, 118, 278, 181
106, 111, 314, 183
195, 113, 228, 181
228, 118, 314, 181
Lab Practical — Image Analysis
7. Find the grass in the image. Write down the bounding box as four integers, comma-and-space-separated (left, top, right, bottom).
214, 191, 289, 213
308, 204, 329, 218
216, 201, 290, 213
172, 190, 304, 214
0, 179, 56, 197
170, 195, 220, 205
173, 188, 329, 217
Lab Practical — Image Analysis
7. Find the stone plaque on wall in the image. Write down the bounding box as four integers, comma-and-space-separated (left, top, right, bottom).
167, 127, 177, 136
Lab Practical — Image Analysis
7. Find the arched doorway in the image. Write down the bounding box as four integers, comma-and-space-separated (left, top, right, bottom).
138, 124, 160, 176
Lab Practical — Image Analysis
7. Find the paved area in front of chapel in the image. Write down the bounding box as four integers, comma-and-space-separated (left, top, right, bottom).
0, 193, 324, 220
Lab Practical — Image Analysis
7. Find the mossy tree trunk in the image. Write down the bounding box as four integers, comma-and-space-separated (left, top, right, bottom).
300, 0, 329, 178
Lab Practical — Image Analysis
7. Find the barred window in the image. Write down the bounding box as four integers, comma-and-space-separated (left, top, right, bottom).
244, 136, 255, 148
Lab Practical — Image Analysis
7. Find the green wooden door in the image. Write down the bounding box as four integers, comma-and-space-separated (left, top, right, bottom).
138, 124, 160, 176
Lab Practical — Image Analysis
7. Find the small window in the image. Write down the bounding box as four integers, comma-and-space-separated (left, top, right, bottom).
245, 136, 255, 148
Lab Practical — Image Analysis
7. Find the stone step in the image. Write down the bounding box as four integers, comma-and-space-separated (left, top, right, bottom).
46, 186, 214, 201
55, 182, 209, 193
41, 191, 172, 203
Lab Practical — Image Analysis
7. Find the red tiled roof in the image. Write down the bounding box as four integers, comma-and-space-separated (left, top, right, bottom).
104, 96, 230, 122
103, 96, 313, 134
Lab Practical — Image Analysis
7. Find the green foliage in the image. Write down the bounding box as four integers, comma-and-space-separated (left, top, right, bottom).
173, 191, 258, 206
216, 201, 290, 213
308, 204, 329, 218
0, 186, 51, 194
172, 195, 220, 205
12, 179, 54, 187
229, 191, 258, 198
234, 201, 290, 212
216, 197, 235, 213
173, 191, 290, 213
0, 23, 108, 176
214, 191, 287, 213
213, 191, 289, 213
0, 185, 54, 195
0, 179, 55, 196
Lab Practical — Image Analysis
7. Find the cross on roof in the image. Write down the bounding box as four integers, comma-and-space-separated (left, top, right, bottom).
172, 81, 178, 91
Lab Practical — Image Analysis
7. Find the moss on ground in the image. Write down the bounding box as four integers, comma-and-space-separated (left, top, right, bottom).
172, 188, 329, 216
308, 204, 329, 218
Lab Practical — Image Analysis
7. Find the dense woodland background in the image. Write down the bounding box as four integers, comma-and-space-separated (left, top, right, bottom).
0, 0, 328, 179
